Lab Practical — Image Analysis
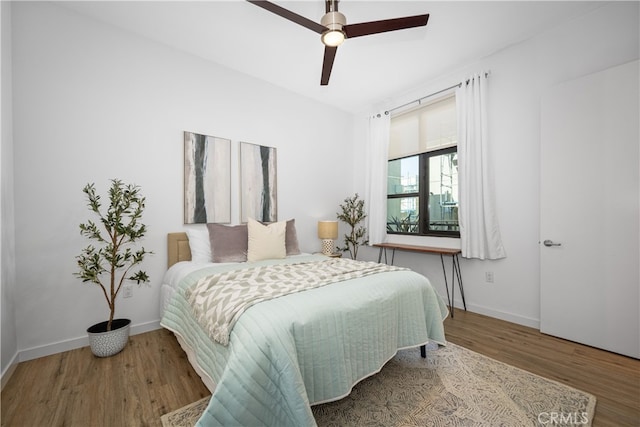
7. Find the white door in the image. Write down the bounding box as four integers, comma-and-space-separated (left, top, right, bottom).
540, 60, 639, 359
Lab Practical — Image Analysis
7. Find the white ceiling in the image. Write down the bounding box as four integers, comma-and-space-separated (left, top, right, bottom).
58, 1, 606, 113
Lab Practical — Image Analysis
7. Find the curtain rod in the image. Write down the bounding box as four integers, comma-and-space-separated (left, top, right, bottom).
385, 71, 490, 116
385, 83, 460, 115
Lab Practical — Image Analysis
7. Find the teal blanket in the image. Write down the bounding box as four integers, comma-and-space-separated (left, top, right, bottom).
161, 255, 448, 427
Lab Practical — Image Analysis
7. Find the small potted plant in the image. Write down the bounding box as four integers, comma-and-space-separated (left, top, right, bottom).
336, 193, 369, 260
74, 179, 152, 357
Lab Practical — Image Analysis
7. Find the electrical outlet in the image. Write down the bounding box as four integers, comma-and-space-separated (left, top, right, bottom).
485, 271, 494, 283
123, 285, 133, 298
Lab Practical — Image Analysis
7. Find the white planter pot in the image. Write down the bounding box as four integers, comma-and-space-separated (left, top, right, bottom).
87, 318, 131, 357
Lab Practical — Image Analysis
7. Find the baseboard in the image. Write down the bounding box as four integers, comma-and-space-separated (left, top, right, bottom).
10, 305, 539, 364
1, 351, 19, 391
17, 320, 162, 363
450, 298, 540, 329
131, 319, 163, 335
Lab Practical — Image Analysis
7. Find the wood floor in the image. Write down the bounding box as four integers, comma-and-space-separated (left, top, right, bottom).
2, 309, 638, 426
1, 328, 210, 427
444, 309, 639, 427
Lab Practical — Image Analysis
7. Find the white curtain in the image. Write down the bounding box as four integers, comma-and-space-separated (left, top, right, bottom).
457, 72, 506, 260
365, 112, 391, 245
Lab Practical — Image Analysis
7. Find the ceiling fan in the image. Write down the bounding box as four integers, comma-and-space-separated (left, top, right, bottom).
247, 0, 430, 85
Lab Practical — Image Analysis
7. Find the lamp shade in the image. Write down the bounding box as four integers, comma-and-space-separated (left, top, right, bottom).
317, 221, 338, 239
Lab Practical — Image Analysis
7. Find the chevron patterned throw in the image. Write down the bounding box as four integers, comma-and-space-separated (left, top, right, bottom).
186, 258, 406, 345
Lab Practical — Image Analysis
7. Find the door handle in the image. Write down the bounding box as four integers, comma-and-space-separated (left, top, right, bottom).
543, 239, 562, 247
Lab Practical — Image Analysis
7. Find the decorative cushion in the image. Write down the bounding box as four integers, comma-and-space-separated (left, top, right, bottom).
186, 227, 212, 263
247, 218, 287, 262
285, 219, 301, 256
206, 223, 248, 263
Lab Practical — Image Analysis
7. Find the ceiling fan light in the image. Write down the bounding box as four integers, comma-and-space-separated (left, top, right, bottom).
320, 10, 346, 46
321, 29, 345, 47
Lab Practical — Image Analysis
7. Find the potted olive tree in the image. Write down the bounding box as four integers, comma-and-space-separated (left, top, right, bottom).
336, 193, 369, 260
74, 179, 152, 357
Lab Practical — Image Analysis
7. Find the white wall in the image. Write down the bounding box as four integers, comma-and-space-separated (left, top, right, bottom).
1, 0, 19, 384
354, 2, 639, 327
11, 2, 355, 360
8, 1, 638, 363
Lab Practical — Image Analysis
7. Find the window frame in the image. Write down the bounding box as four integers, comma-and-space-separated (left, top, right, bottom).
387, 146, 460, 238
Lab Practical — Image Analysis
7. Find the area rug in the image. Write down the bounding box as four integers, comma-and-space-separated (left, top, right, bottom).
161, 343, 596, 427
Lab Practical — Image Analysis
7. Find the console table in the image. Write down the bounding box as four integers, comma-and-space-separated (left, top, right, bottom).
373, 243, 467, 318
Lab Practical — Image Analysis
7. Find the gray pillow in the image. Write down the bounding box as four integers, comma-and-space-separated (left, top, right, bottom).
206, 223, 248, 263
285, 219, 301, 256
206, 219, 301, 262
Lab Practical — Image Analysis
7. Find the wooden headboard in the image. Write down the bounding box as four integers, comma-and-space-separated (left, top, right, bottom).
168, 232, 192, 268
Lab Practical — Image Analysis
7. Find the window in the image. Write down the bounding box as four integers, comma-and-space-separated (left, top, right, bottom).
387, 95, 459, 237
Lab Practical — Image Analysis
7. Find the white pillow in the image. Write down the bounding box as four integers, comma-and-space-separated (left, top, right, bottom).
186, 227, 212, 263
247, 218, 287, 262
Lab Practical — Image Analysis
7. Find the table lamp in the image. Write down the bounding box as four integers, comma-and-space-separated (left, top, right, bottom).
317, 221, 338, 255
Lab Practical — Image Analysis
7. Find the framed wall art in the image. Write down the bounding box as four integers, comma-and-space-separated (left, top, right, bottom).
240, 142, 277, 223
184, 131, 231, 224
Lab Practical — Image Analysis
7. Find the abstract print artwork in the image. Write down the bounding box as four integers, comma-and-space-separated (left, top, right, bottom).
184, 131, 231, 224
240, 142, 277, 223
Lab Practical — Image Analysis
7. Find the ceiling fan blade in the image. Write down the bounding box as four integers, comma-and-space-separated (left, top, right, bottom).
344, 14, 429, 39
321, 46, 338, 85
247, 0, 326, 34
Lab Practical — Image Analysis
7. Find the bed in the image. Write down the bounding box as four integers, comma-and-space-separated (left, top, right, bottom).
160, 225, 448, 427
